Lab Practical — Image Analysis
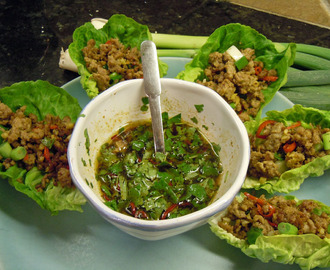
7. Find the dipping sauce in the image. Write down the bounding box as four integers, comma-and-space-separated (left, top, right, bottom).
95, 112, 223, 220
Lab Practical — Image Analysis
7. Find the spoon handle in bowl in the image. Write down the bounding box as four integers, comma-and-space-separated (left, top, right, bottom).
141, 40, 165, 153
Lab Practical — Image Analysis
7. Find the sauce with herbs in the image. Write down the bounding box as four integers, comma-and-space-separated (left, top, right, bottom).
95, 113, 223, 220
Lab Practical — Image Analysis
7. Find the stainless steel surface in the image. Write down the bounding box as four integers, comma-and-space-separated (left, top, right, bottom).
141, 40, 165, 153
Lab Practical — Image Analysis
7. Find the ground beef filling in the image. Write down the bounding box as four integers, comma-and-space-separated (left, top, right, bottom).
0, 102, 74, 191
82, 38, 143, 91
248, 121, 330, 179
218, 194, 329, 240
197, 49, 277, 122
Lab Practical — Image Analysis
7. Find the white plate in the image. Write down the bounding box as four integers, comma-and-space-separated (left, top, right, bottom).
0, 57, 329, 270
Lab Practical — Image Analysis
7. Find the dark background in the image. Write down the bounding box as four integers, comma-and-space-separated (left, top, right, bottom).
0, 0, 329, 88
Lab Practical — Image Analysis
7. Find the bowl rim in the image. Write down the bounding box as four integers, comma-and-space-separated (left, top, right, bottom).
68, 78, 250, 230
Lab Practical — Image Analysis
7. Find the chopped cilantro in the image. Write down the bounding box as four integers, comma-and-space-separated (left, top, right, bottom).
194, 104, 204, 113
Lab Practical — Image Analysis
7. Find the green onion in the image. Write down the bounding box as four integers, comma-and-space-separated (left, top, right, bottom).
322, 132, 330, 150
10, 146, 27, 161
226, 45, 249, 70
247, 227, 263, 245
151, 33, 207, 49
278, 222, 298, 235
285, 70, 330, 87
280, 85, 330, 110
157, 49, 197, 58
280, 43, 330, 60
0, 142, 12, 159
293, 52, 330, 70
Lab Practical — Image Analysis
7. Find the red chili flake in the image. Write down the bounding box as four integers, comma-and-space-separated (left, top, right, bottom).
262, 76, 278, 82
23, 154, 29, 162
129, 202, 136, 216
256, 120, 277, 139
267, 220, 278, 228
286, 121, 301, 130
44, 147, 51, 162
135, 210, 148, 219
50, 124, 58, 130
160, 204, 178, 220
283, 142, 297, 153
254, 66, 262, 75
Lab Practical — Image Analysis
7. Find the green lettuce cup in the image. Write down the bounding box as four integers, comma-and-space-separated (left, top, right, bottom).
69, 14, 168, 98
176, 23, 296, 121
243, 104, 330, 193
0, 80, 86, 214
209, 193, 330, 270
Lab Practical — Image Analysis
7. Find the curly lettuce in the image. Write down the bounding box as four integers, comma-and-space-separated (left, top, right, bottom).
69, 14, 168, 98
0, 80, 86, 214
176, 23, 296, 121
209, 193, 330, 270
243, 104, 330, 193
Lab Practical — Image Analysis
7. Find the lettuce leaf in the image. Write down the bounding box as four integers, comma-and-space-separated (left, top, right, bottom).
176, 23, 296, 121
208, 193, 330, 270
0, 80, 86, 214
243, 104, 330, 193
69, 14, 168, 98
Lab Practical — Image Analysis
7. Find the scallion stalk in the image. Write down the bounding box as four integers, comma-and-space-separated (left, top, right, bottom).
278, 222, 298, 235
151, 33, 207, 49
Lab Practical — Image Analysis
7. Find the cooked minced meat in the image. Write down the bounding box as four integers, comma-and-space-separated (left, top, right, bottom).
218, 193, 329, 240
82, 38, 143, 91
248, 120, 330, 179
0, 102, 75, 190
197, 49, 277, 122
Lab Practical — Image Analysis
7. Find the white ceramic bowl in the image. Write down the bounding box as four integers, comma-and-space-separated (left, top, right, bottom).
68, 78, 250, 240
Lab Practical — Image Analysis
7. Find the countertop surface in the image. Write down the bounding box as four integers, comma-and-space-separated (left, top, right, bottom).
0, 0, 329, 89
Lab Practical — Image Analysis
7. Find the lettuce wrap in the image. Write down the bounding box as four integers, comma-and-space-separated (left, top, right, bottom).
0, 80, 86, 214
176, 23, 296, 121
243, 104, 330, 193
209, 193, 330, 270
69, 14, 168, 98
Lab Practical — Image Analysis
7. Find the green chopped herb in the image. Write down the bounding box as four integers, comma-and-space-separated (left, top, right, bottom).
142, 97, 149, 105
41, 137, 54, 149
84, 128, 90, 155
247, 227, 263, 245
81, 158, 87, 166
190, 117, 198, 124
194, 104, 204, 113
278, 222, 298, 235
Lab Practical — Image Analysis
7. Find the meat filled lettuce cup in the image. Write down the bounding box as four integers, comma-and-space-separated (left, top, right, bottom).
243, 104, 330, 193
0, 80, 86, 214
69, 14, 168, 98
176, 23, 296, 122
209, 192, 330, 270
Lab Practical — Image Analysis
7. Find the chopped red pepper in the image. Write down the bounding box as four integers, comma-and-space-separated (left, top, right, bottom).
244, 192, 264, 205
254, 66, 262, 75
102, 193, 111, 201
283, 141, 297, 153
135, 210, 148, 219
267, 220, 278, 228
23, 154, 29, 162
256, 120, 277, 139
44, 147, 51, 162
161, 204, 178, 220
129, 202, 136, 216
244, 192, 276, 219
178, 201, 193, 207
286, 121, 301, 130
262, 76, 278, 82
257, 203, 276, 218
49, 124, 58, 130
